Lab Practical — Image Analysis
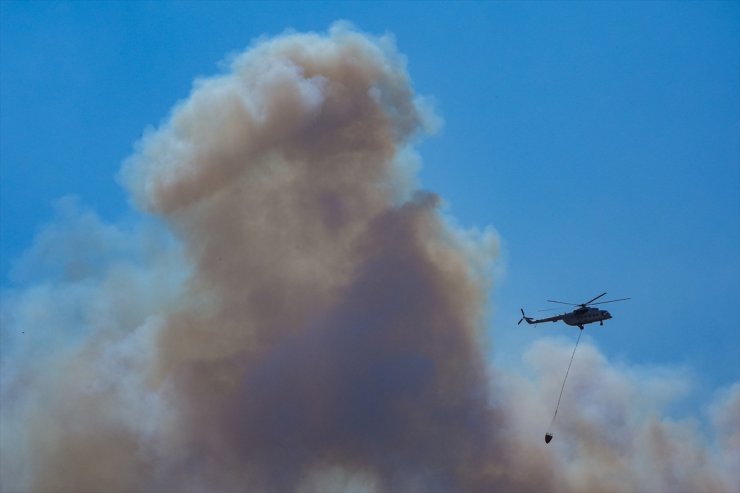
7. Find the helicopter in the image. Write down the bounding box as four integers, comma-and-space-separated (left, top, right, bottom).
518, 292, 630, 330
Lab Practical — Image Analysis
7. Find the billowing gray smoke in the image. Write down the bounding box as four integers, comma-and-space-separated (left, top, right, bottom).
1, 24, 738, 493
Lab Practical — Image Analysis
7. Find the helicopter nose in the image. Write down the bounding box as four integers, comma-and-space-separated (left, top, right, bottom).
604, 311, 612, 319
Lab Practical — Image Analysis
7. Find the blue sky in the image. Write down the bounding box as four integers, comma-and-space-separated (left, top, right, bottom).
1, 1, 738, 407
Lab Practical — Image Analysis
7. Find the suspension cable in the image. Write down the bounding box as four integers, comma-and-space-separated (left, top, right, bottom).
546, 329, 582, 443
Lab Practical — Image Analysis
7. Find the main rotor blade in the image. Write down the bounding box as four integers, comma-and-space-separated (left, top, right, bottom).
591, 297, 631, 305
546, 300, 580, 306
584, 292, 607, 305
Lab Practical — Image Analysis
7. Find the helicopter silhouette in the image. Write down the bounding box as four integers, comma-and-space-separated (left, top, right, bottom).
518, 292, 630, 330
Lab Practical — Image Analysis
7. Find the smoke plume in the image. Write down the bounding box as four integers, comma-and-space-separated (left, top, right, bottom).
1, 24, 738, 493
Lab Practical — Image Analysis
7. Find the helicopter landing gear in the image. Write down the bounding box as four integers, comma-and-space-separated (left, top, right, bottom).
600, 321, 603, 326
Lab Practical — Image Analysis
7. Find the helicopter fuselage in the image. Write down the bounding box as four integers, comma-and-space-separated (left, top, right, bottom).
562, 307, 611, 327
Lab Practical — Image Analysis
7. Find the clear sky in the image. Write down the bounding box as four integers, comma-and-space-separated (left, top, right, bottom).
1, 1, 738, 410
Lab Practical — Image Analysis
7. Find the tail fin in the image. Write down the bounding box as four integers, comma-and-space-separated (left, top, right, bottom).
518, 308, 534, 325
